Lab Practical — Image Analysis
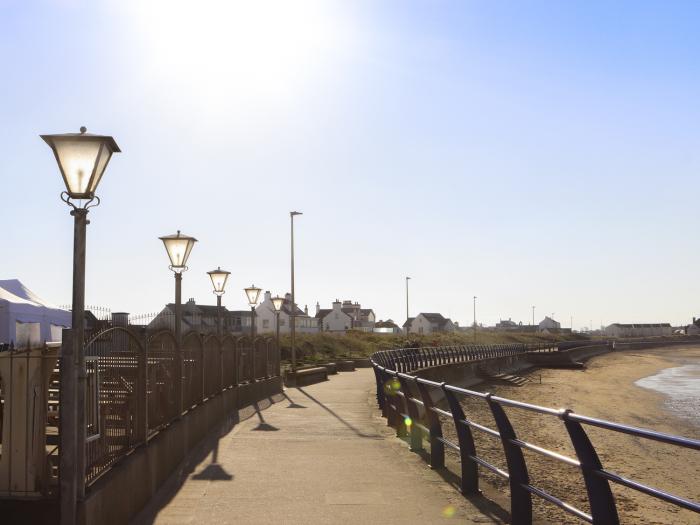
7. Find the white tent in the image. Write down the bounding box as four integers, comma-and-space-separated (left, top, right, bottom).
0, 279, 71, 346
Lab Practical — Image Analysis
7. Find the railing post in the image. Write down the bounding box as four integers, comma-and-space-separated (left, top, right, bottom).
486, 394, 532, 525
416, 380, 444, 469
136, 336, 148, 443
560, 410, 620, 525
398, 375, 423, 451
442, 385, 479, 495
373, 366, 386, 415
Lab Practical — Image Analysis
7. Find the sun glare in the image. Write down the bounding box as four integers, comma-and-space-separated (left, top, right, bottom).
115, 0, 341, 109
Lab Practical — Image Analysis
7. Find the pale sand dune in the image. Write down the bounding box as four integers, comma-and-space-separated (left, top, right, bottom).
442, 346, 700, 524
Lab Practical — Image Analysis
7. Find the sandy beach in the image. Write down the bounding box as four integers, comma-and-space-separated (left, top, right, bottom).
441, 346, 700, 524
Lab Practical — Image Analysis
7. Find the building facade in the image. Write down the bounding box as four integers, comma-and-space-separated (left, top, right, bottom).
604, 323, 672, 338
315, 299, 376, 333
408, 313, 456, 335
255, 291, 318, 335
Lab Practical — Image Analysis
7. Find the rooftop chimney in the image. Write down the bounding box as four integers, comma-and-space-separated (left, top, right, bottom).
316, 302, 320, 315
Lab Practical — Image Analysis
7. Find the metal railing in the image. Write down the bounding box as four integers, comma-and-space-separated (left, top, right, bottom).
371, 344, 700, 524
81, 326, 279, 486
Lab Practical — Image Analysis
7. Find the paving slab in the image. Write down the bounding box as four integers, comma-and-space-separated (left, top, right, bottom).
133, 369, 506, 525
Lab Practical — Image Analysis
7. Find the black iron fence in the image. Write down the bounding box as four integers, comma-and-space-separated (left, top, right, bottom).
81, 326, 279, 486
371, 344, 700, 524
372, 343, 556, 373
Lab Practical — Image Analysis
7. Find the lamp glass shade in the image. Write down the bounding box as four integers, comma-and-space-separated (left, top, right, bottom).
41, 129, 120, 199
244, 285, 262, 306
208, 267, 231, 295
159, 231, 197, 271
271, 296, 284, 312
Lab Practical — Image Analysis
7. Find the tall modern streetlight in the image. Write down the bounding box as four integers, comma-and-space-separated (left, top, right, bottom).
473, 296, 477, 344
42, 126, 120, 525
160, 230, 197, 422
245, 284, 262, 379
207, 267, 230, 336
532, 305, 536, 327
272, 295, 284, 377
405, 276, 411, 324
290, 211, 302, 373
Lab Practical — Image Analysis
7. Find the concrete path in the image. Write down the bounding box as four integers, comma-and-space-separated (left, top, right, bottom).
134, 369, 506, 525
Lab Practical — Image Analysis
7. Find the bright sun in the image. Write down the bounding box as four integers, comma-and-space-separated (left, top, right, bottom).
115, 0, 342, 109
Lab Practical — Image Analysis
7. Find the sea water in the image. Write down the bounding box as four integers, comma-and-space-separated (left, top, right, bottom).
635, 364, 700, 428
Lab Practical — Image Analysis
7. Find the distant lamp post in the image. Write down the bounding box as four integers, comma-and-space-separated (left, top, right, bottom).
473, 296, 477, 344
159, 231, 196, 424
207, 267, 230, 336
290, 211, 302, 373
245, 284, 262, 381
42, 126, 120, 525
272, 295, 284, 377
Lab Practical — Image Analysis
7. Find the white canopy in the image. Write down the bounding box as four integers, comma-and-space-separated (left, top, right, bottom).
0, 279, 71, 346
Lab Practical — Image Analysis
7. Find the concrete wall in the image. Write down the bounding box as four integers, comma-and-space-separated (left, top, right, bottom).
79, 377, 282, 525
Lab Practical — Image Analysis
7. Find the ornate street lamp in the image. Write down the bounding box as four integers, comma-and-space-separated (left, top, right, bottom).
207, 267, 230, 336
272, 295, 284, 376
41, 126, 120, 525
244, 285, 262, 380
159, 230, 196, 418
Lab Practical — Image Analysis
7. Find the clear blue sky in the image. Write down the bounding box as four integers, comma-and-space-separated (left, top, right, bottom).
2, 1, 699, 329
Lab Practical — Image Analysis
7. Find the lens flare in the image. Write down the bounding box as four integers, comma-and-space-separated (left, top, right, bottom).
441, 505, 456, 518
404, 416, 413, 427
383, 378, 401, 396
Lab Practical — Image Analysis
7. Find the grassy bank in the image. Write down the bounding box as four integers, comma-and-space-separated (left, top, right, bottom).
277, 330, 588, 365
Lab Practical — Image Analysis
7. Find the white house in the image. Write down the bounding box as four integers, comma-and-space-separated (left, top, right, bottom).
409, 313, 456, 335
538, 316, 561, 332
373, 319, 402, 334
604, 323, 672, 338
255, 292, 318, 334
0, 279, 71, 346
315, 299, 376, 333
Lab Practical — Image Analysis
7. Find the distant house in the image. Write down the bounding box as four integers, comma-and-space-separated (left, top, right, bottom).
315, 299, 376, 333
538, 316, 561, 332
496, 318, 518, 330
148, 298, 252, 335
403, 317, 415, 334
687, 317, 700, 335
409, 313, 456, 335
255, 291, 318, 335
604, 323, 673, 338
374, 319, 401, 334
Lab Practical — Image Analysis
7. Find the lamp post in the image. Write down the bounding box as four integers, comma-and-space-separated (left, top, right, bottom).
207, 267, 230, 336
532, 305, 536, 327
244, 285, 262, 379
473, 296, 477, 344
42, 126, 120, 525
159, 230, 197, 419
290, 211, 302, 373
272, 295, 284, 377
405, 276, 411, 324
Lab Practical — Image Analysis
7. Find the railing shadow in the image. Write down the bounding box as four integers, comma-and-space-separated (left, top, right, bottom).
295, 387, 381, 440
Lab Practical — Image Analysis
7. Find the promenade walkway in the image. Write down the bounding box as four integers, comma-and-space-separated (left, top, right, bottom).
134, 369, 506, 525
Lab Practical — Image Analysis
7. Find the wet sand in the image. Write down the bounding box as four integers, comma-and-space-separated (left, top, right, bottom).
442, 346, 700, 524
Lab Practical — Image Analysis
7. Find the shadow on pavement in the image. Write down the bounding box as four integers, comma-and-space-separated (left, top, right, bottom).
296, 387, 381, 439
252, 400, 280, 431
281, 390, 307, 409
